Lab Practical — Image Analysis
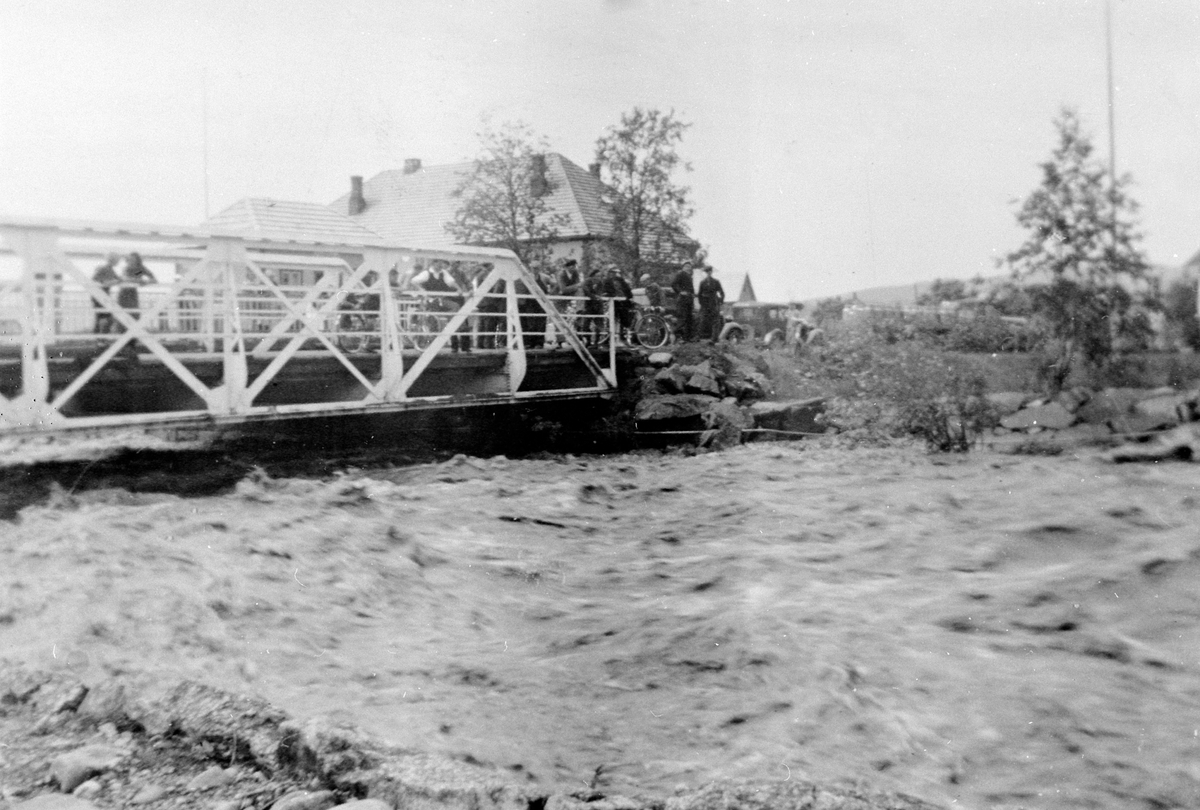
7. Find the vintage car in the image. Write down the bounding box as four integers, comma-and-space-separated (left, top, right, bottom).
719, 301, 812, 348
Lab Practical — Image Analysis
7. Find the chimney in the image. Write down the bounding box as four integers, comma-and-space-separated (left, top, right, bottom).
530, 154, 549, 197
588, 162, 601, 178
348, 176, 366, 215
403, 158, 422, 175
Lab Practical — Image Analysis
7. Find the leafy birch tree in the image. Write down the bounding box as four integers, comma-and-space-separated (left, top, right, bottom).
595, 108, 694, 279
1004, 107, 1155, 391
448, 120, 569, 272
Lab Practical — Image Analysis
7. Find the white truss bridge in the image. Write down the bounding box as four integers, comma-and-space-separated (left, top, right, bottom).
0, 218, 619, 439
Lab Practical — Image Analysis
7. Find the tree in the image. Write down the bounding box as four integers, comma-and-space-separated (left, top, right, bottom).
1003, 107, 1155, 391
595, 108, 695, 279
448, 120, 570, 272
916, 278, 973, 307
1162, 277, 1200, 351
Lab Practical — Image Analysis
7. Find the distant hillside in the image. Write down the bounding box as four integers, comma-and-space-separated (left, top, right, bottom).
800, 264, 1195, 311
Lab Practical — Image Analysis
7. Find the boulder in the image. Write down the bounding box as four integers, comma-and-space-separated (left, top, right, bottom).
1076, 388, 1142, 423
985, 391, 1027, 416
52, 744, 128, 792
999, 402, 1076, 431
747, 398, 826, 436
646, 351, 674, 367
635, 394, 717, 422
186, 764, 236, 791
651, 367, 689, 395
700, 399, 750, 450
1134, 393, 1190, 423
684, 373, 721, 396
721, 372, 768, 401
1108, 412, 1177, 436
270, 791, 337, 810
1053, 387, 1091, 413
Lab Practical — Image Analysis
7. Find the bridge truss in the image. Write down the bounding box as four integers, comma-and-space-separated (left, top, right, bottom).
0, 218, 618, 437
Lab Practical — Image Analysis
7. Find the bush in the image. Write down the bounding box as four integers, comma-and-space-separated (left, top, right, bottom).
798, 322, 997, 452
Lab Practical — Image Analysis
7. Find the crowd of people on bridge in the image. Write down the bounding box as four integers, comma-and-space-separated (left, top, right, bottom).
91, 248, 729, 350
341, 255, 730, 350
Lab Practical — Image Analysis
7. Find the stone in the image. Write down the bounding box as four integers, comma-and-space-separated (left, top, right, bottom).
130, 784, 168, 804
1134, 393, 1189, 423
999, 402, 1075, 431
1053, 387, 1091, 413
700, 400, 749, 450
186, 765, 235, 791
1076, 388, 1140, 423
51, 745, 127, 793
651, 367, 689, 394
746, 398, 826, 437
12, 795, 100, 810
985, 391, 1027, 416
634, 394, 716, 421
646, 351, 673, 367
270, 790, 337, 810
1109, 412, 1176, 436
70, 781, 101, 802
332, 801, 393, 810
684, 373, 721, 396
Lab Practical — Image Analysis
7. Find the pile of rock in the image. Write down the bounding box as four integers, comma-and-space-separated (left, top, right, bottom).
984, 385, 1200, 454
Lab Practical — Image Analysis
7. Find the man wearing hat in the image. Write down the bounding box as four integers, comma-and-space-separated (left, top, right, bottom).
696, 265, 725, 342
670, 262, 696, 342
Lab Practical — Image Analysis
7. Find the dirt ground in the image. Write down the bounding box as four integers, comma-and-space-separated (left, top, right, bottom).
3, 441, 1200, 809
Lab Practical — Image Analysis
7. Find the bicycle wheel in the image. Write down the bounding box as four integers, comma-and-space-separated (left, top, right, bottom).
633, 312, 671, 349
411, 313, 440, 349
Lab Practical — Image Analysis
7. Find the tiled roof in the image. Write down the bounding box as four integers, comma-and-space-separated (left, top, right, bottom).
203, 198, 380, 242
329, 154, 613, 246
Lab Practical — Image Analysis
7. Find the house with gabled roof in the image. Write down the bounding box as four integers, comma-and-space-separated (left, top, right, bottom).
328, 154, 697, 277
200, 198, 382, 287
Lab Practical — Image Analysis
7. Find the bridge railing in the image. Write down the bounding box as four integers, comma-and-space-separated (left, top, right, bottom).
0, 218, 618, 433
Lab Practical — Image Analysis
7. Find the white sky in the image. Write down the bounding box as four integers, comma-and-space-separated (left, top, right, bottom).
1, 0, 1197, 301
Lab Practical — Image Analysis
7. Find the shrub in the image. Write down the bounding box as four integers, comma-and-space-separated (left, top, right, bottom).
799, 323, 997, 451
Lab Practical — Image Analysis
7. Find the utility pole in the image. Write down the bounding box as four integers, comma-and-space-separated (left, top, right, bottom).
1105, 0, 1117, 184
202, 68, 211, 220
1105, 0, 1119, 249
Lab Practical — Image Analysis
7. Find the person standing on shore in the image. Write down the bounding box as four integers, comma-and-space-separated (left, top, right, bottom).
670, 262, 696, 342
696, 265, 725, 342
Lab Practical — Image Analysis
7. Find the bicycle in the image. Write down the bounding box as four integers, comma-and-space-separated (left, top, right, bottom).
631, 306, 673, 349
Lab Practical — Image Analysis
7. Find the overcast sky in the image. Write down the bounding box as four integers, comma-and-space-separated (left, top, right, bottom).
2, 0, 1197, 300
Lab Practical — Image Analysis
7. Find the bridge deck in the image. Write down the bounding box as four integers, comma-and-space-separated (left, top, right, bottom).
0, 219, 620, 437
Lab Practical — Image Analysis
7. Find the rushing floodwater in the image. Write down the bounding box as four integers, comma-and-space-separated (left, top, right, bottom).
4, 443, 1200, 809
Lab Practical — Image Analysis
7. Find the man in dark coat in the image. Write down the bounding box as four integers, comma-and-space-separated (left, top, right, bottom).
696, 265, 725, 342
91, 253, 121, 334
580, 268, 607, 347
604, 267, 634, 344
670, 263, 696, 342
